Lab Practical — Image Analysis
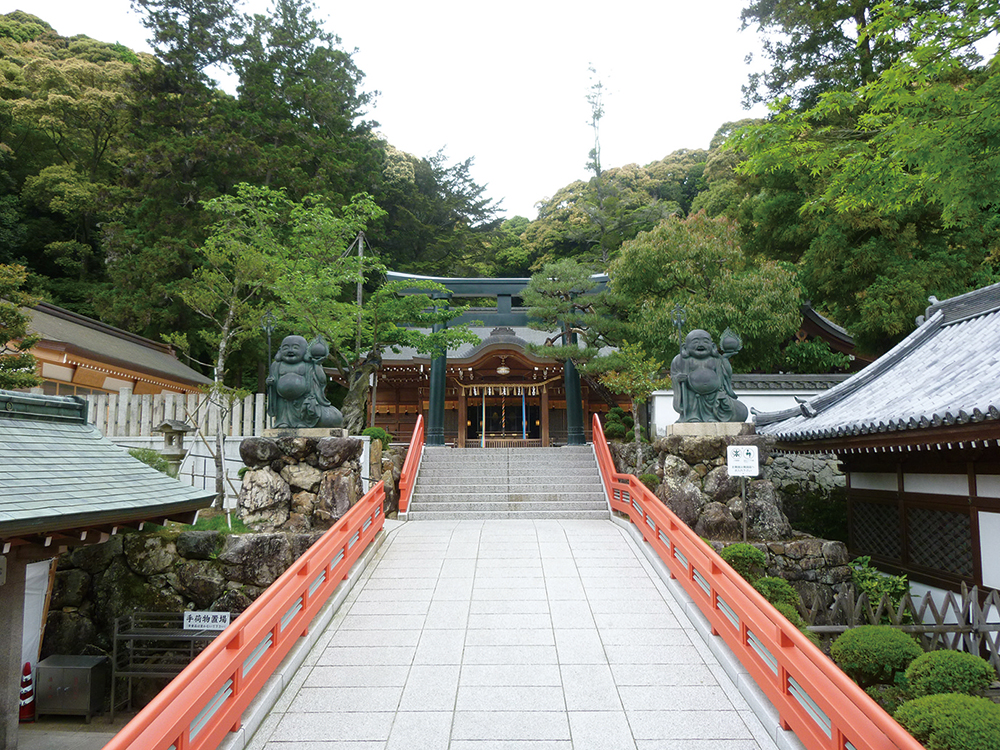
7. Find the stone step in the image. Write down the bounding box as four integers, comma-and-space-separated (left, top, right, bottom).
418, 463, 598, 480
406, 508, 611, 521
408, 500, 607, 513
412, 492, 607, 504
414, 482, 602, 493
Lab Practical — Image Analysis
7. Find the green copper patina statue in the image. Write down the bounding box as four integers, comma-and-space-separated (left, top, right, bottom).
670, 328, 748, 423
266, 335, 343, 429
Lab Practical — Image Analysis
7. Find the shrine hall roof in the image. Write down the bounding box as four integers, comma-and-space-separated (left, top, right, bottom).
0, 391, 215, 544
756, 283, 1000, 446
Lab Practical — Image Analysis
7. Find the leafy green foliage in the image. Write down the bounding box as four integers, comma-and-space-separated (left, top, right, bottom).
865, 683, 910, 716
720, 542, 767, 584
607, 212, 802, 372
773, 601, 821, 647
895, 693, 1000, 750
830, 625, 923, 688
753, 576, 800, 609
128, 447, 171, 475
0, 264, 41, 389
639, 474, 660, 492
603, 421, 627, 440
850, 555, 910, 622
361, 427, 392, 450
781, 339, 851, 374
905, 650, 997, 699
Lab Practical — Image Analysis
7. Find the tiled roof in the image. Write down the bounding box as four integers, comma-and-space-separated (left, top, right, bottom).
29, 302, 212, 387
0, 391, 215, 539
756, 282, 1000, 443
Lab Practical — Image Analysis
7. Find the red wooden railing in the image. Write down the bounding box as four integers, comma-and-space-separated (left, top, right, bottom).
101, 481, 386, 750
397, 414, 424, 515
592, 415, 923, 750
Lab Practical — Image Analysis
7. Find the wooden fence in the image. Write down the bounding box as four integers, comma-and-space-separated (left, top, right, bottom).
83, 391, 266, 438
804, 585, 1000, 671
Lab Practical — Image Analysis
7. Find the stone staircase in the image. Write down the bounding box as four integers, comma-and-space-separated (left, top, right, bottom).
405, 446, 609, 520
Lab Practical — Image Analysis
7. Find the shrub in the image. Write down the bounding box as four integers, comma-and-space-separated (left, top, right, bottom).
608, 406, 626, 421
129, 447, 170, 475
895, 693, 1000, 750
866, 684, 910, 716
639, 473, 660, 492
604, 421, 627, 440
361, 426, 392, 450
720, 542, 767, 584
850, 555, 910, 622
621, 414, 635, 430
906, 650, 997, 698
830, 625, 923, 688
754, 576, 800, 609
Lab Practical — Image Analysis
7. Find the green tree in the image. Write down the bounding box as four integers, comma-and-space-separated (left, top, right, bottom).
0, 264, 41, 390
598, 341, 668, 472
607, 212, 801, 371
732, 0, 1000, 352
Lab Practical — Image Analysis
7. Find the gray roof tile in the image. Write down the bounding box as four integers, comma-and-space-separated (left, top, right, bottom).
0, 392, 215, 538
757, 282, 1000, 442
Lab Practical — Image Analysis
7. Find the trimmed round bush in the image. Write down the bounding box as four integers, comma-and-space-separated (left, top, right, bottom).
361, 427, 392, 450
866, 684, 909, 716
906, 650, 997, 698
830, 625, 923, 688
754, 576, 800, 609
895, 693, 1000, 750
608, 406, 626, 420
720, 542, 767, 584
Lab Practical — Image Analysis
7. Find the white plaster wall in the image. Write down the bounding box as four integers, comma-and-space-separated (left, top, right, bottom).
979, 511, 1000, 591
650, 389, 825, 437
848, 472, 898, 492
902, 473, 970, 496
979, 475, 1000, 498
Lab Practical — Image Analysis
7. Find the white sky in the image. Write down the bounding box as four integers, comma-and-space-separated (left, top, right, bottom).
10, 0, 768, 219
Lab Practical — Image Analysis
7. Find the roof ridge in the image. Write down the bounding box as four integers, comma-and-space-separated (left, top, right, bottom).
32, 302, 177, 355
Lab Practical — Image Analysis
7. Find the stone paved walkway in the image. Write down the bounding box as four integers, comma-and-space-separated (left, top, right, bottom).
245, 519, 782, 750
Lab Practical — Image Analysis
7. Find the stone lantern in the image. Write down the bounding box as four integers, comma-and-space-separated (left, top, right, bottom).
154, 419, 195, 477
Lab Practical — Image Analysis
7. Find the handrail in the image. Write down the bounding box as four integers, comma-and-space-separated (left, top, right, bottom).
591, 415, 923, 750
397, 414, 424, 515
103, 480, 386, 750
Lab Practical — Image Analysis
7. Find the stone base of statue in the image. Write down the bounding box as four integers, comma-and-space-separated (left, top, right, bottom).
666, 422, 755, 437
263, 427, 350, 439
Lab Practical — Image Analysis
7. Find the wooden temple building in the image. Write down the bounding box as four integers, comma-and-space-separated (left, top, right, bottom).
370, 272, 625, 447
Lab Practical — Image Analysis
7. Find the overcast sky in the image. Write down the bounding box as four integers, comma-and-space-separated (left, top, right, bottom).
11, 0, 768, 219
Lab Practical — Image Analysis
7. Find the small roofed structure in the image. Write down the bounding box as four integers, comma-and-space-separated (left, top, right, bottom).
0, 390, 216, 746
26, 302, 212, 397
756, 282, 1000, 594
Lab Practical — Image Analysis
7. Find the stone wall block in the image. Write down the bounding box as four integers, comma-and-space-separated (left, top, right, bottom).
694, 502, 740, 540
123, 534, 177, 576
218, 533, 293, 588
703, 465, 741, 502
70, 534, 123, 574
315, 468, 357, 525
176, 531, 224, 560
281, 463, 323, 493
51, 569, 91, 610
657, 481, 707, 528
177, 560, 228, 609
275, 436, 314, 459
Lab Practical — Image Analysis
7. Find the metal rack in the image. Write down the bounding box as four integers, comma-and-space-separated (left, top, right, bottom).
110, 612, 219, 721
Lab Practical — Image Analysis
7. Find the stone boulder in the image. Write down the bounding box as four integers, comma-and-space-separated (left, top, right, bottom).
123, 534, 176, 576
316, 437, 363, 470
694, 502, 741, 540
177, 560, 228, 609
218, 534, 293, 588
50, 569, 91, 610
281, 462, 323, 493
239, 437, 283, 468
238, 467, 291, 529
176, 531, 224, 560
315, 467, 358, 525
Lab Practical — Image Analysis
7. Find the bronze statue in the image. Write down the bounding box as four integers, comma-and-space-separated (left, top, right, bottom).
267, 335, 343, 429
670, 328, 748, 423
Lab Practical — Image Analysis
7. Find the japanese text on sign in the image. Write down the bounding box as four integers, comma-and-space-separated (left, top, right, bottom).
726, 445, 759, 477
183, 611, 231, 631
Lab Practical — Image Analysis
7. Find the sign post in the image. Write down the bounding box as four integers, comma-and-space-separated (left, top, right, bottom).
726, 445, 759, 542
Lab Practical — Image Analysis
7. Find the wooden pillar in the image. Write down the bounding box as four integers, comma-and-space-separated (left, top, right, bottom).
541, 385, 550, 447
457, 386, 466, 448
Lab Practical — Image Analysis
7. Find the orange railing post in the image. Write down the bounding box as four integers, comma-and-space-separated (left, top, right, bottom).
397, 414, 424, 515
591, 414, 924, 750
102, 479, 386, 750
